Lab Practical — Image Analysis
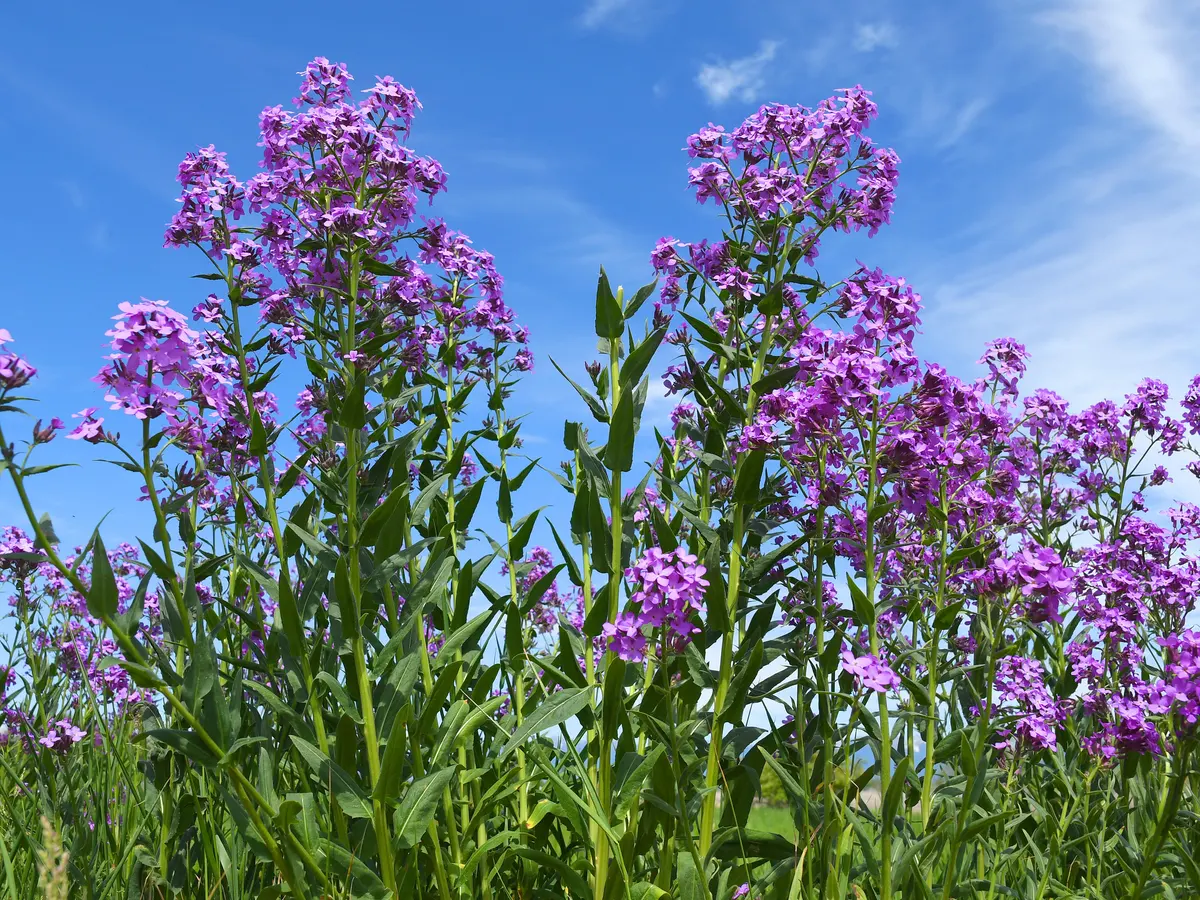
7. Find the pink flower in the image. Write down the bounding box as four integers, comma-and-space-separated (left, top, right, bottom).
841, 649, 900, 693
66, 408, 106, 443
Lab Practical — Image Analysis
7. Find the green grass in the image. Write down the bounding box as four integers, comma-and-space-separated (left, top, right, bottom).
746, 805, 797, 841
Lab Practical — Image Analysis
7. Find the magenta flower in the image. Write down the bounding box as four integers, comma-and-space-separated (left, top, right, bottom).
0, 329, 36, 391
65, 408, 107, 444
841, 649, 900, 693
602, 548, 709, 663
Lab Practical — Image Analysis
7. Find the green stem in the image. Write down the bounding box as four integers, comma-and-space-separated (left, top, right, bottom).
1132, 745, 1190, 900
699, 313, 775, 856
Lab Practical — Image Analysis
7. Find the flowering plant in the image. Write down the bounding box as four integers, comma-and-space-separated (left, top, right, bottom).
1, 59, 1199, 900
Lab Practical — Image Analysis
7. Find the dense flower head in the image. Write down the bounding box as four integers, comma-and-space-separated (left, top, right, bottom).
36, 718, 87, 752
993, 656, 1065, 751
0, 329, 36, 392
652, 87, 899, 310
603, 548, 709, 662
92, 300, 207, 420
840, 649, 900, 693
163, 56, 530, 412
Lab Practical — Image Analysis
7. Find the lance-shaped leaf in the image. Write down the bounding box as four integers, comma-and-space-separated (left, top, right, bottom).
604, 384, 636, 473
623, 277, 658, 320
393, 767, 457, 850
320, 840, 391, 899
499, 687, 590, 761
550, 357, 609, 423
86, 532, 118, 620
619, 325, 668, 392
290, 736, 373, 819
594, 266, 623, 339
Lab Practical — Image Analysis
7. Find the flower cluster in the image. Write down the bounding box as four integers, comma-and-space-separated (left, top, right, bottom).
651, 88, 900, 310
840, 649, 900, 693
603, 548, 708, 662
0, 329, 36, 392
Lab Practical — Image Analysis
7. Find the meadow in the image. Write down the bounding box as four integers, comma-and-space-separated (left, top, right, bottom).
0, 57, 1198, 899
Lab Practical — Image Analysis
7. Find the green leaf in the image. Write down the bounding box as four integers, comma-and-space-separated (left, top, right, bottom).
676, 852, 705, 900
333, 554, 361, 638
411, 472, 451, 525
361, 488, 407, 547
433, 608, 494, 667
499, 688, 589, 760
393, 767, 456, 850
604, 385, 636, 473
624, 278, 659, 320
750, 364, 801, 397
679, 310, 724, 345
338, 370, 367, 429
595, 266, 623, 339
86, 533, 118, 620
733, 449, 766, 505
704, 540, 729, 636
437, 695, 507, 761
882, 756, 911, 826
847, 576, 876, 627
613, 746, 665, 820
550, 357, 609, 424
37, 512, 59, 547
315, 672, 363, 724
375, 705, 410, 805
757, 280, 785, 315
140, 728, 219, 768
289, 736, 373, 819
619, 325, 668, 391
319, 840, 391, 899
510, 848, 590, 898
549, 520, 584, 587
454, 478, 487, 533
509, 508, 542, 560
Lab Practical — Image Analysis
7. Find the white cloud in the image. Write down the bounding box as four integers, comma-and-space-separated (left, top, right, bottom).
58, 181, 86, 210
580, 0, 638, 29
854, 21, 898, 52
1037, 0, 1200, 153
934, 95, 989, 149
695, 40, 781, 106
921, 0, 1200, 412
579, 0, 667, 34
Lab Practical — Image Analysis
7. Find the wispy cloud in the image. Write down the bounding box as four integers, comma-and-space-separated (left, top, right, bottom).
87, 223, 110, 252
0, 57, 176, 198
923, 0, 1200, 410
58, 181, 86, 210
934, 95, 989, 149
1037, 0, 1200, 153
580, 0, 637, 29
578, 0, 667, 35
854, 22, 898, 52
695, 40, 781, 106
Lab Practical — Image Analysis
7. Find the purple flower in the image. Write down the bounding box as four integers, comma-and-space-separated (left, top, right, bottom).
602, 548, 708, 662
840, 649, 900, 693
0, 329, 36, 391
65, 408, 107, 444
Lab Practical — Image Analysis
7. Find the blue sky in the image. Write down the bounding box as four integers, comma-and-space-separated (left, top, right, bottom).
3, 0, 1200, 550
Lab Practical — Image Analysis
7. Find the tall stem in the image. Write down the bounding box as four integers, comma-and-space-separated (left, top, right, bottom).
863, 397, 893, 900
340, 252, 397, 894
595, 286, 626, 900
699, 314, 775, 856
